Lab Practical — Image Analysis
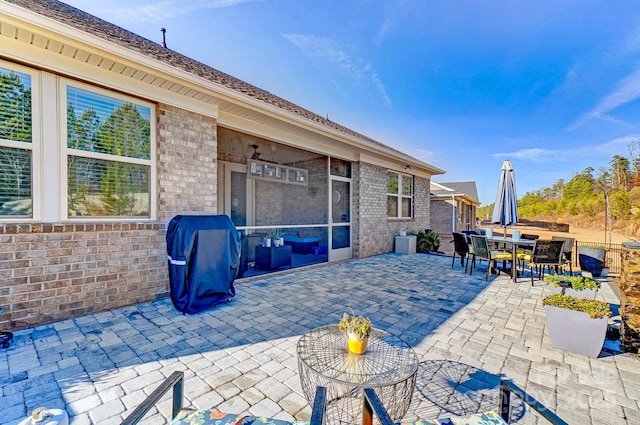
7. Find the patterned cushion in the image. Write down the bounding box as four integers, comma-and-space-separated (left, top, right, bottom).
171, 410, 310, 425
401, 410, 508, 425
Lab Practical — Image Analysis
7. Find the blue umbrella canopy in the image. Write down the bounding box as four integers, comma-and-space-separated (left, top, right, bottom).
492, 160, 519, 232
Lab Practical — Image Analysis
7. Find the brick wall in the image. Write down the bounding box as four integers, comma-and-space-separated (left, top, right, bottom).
430, 199, 453, 235
414, 176, 431, 230
0, 104, 218, 331
158, 104, 218, 219
354, 163, 430, 258
0, 223, 165, 329
255, 157, 327, 226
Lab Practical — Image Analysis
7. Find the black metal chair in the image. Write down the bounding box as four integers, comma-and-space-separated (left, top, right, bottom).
451, 232, 471, 272
362, 380, 567, 425
469, 235, 513, 281
122, 371, 327, 425
519, 240, 566, 286
551, 236, 575, 275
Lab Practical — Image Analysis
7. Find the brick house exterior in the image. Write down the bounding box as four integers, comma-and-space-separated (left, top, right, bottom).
0, 0, 443, 331
430, 182, 480, 254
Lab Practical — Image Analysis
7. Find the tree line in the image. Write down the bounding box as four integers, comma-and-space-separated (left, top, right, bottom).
479, 144, 640, 232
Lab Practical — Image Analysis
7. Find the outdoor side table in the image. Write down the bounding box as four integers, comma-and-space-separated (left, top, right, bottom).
395, 235, 417, 254
297, 326, 418, 425
255, 244, 292, 270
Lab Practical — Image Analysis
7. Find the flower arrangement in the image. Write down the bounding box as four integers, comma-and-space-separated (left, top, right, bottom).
338, 311, 372, 341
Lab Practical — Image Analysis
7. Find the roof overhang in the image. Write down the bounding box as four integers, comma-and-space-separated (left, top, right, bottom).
0, 1, 444, 177
430, 192, 481, 206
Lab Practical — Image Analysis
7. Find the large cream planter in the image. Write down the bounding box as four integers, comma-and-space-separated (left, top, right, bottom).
544, 305, 608, 358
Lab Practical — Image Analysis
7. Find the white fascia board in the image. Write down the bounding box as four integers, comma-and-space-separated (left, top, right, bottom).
0, 10, 218, 117
0, 37, 219, 118
218, 112, 358, 161
0, 3, 444, 172
430, 193, 480, 206
0, 5, 341, 137
358, 152, 437, 179
431, 181, 453, 191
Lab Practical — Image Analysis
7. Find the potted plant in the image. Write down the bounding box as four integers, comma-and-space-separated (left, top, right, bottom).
542, 293, 611, 357
338, 311, 373, 355
270, 228, 283, 247
544, 274, 600, 299
578, 245, 607, 277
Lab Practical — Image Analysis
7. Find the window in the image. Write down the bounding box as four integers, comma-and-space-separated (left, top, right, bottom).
330, 158, 351, 178
65, 85, 153, 218
387, 171, 413, 218
0, 66, 33, 218
0, 62, 156, 223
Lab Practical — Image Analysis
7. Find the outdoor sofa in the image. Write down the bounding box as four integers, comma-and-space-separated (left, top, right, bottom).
123, 372, 566, 425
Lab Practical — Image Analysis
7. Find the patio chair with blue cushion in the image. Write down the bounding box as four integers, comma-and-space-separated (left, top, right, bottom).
469, 235, 513, 281
122, 371, 326, 425
362, 380, 567, 425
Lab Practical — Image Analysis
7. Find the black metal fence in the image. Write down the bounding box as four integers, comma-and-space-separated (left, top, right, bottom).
574, 241, 623, 276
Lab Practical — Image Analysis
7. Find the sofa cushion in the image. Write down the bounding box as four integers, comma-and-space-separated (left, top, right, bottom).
171, 410, 310, 425
401, 410, 507, 425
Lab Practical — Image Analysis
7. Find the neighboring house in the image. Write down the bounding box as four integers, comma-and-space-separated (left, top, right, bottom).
430, 181, 480, 248
0, 0, 444, 330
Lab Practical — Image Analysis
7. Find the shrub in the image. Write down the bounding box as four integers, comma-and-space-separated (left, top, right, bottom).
412, 229, 440, 252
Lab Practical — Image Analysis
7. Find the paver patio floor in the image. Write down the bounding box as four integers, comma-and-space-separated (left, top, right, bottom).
1, 253, 639, 425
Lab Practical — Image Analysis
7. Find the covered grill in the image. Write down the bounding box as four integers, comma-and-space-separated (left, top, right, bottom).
166, 215, 241, 314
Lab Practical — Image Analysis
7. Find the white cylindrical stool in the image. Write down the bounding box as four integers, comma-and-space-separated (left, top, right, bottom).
19, 408, 69, 425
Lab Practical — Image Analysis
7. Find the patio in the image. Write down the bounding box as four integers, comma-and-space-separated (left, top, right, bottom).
1, 253, 639, 425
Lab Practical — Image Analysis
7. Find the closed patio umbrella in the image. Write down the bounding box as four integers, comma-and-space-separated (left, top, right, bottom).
492, 159, 518, 238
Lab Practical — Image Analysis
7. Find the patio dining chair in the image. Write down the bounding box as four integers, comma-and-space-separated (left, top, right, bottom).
551, 236, 575, 275
513, 233, 538, 270
122, 371, 327, 425
469, 235, 513, 281
451, 232, 471, 272
519, 239, 565, 286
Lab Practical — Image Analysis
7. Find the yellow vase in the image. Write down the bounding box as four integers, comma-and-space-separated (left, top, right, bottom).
347, 337, 368, 355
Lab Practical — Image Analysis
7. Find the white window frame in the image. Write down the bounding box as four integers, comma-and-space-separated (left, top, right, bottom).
387, 170, 414, 219
59, 80, 157, 221
0, 60, 42, 222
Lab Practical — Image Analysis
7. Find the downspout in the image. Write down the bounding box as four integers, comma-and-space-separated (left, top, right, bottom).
451, 195, 456, 233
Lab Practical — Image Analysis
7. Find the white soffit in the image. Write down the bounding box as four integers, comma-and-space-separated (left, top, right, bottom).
0, 2, 444, 174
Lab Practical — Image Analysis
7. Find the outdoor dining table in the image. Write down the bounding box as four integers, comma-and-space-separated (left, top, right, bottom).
486, 236, 536, 282
297, 325, 418, 425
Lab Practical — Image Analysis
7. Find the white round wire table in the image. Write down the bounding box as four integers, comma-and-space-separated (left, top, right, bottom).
297, 326, 418, 425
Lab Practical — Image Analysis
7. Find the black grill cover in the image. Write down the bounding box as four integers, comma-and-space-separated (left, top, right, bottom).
166, 215, 241, 314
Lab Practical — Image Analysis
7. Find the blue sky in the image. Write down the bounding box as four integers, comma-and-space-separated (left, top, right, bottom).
64, 0, 640, 205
